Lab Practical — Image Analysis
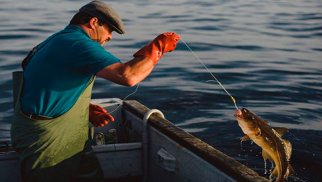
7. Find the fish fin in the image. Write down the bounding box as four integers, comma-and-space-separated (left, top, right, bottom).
283, 139, 293, 161
272, 127, 288, 136
261, 150, 272, 161
241, 135, 250, 142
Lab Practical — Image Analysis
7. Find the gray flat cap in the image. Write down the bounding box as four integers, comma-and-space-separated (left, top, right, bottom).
79, 0, 125, 34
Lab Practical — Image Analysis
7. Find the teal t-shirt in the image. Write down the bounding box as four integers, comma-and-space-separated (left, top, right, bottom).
21, 25, 120, 117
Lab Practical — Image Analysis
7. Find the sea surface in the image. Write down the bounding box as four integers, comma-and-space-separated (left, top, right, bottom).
0, 0, 322, 181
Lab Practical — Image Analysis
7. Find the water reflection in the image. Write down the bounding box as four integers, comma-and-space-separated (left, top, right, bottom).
0, 0, 322, 181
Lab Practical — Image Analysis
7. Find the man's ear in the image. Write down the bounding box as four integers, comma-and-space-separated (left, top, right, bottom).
88, 17, 99, 29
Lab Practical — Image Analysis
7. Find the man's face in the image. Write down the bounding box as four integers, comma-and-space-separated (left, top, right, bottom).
95, 23, 113, 45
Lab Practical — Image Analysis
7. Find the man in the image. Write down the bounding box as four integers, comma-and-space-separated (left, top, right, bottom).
11, 0, 180, 181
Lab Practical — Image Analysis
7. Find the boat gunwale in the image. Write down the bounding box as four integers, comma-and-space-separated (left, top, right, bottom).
123, 100, 269, 182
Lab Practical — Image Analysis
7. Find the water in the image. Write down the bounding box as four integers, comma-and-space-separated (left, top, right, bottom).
1, 0, 322, 181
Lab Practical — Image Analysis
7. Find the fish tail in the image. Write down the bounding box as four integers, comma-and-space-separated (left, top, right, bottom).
285, 164, 294, 179
275, 177, 284, 182
271, 164, 293, 182
270, 167, 284, 182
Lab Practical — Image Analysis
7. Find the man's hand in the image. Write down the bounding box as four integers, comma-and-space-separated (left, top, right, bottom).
133, 32, 180, 65
89, 103, 114, 127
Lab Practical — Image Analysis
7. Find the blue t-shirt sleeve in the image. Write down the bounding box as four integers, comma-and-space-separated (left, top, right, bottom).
70, 40, 120, 74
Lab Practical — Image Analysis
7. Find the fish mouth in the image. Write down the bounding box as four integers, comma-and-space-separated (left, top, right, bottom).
234, 109, 243, 119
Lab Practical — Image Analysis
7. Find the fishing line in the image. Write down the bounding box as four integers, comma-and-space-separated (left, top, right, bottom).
109, 37, 239, 116
108, 83, 140, 114
180, 38, 239, 110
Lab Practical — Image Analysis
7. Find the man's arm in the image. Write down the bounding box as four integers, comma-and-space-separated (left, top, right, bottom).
97, 32, 180, 86
96, 56, 154, 87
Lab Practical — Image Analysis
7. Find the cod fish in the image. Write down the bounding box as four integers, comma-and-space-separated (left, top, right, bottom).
234, 108, 293, 182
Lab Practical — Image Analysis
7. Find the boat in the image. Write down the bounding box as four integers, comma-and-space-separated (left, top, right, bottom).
0, 72, 269, 182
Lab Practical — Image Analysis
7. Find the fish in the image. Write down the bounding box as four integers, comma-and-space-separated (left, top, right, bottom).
234, 108, 293, 182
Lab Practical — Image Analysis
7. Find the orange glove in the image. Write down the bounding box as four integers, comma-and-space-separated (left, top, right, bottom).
89, 103, 114, 127
133, 32, 180, 65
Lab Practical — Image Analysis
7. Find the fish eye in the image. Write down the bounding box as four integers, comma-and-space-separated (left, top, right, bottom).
242, 108, 247, 113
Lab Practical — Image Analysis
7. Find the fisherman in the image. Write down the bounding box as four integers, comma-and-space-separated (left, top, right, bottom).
10, 0, 180, 181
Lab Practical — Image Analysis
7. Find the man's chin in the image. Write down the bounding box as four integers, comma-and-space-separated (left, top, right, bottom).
100, 41, 108, 46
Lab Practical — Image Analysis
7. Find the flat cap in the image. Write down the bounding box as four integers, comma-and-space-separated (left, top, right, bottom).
79, 0, 125, 34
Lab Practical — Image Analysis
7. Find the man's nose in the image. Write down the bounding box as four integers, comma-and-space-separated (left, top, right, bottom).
106, 34, 112, 42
